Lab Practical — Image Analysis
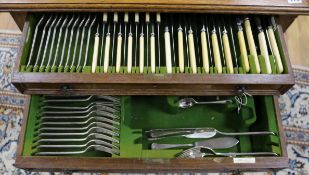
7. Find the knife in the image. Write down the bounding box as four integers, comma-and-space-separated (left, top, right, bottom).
147, 127, 276, 140
151, 137, 239, 150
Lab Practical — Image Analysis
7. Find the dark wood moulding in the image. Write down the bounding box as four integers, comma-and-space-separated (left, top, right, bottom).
0, 0, 309, 15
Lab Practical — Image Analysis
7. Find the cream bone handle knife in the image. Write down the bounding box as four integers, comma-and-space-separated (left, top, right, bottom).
244, 17, 261, 73
255, 16, 272, 74
236, 17, 250, 72
268, 16, 283, 73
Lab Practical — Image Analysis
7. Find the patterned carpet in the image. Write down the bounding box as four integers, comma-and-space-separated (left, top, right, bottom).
0, 32, 309, 175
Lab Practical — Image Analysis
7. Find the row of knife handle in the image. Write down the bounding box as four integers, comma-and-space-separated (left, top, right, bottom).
24, 13, 284, 74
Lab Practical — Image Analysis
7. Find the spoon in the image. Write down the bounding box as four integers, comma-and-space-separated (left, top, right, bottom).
177, 146, 279, 158
178, 98, 233, 109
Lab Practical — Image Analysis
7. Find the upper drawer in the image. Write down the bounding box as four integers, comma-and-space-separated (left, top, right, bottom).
12, 13, 294, 95
1, 0, 309, 15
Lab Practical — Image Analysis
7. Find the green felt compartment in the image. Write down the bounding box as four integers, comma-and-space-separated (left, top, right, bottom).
22, 95, 282, 158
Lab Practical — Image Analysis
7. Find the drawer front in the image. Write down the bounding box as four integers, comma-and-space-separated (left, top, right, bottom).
15, 95, 288, 172
12, 12, 294, 96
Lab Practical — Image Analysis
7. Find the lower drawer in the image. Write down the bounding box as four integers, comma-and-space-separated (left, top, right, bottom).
15, 95, 287, 172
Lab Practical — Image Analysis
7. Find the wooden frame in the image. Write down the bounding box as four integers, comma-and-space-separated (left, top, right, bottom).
14, 95, 288, 172
0, 0, 309, 15
11, 14, 295, 96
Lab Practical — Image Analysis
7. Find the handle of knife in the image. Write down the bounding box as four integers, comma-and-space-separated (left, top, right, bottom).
164, 29, 172, 74
222, 32, 234, 74
201, 30, 209, 73
139, 34, 145, 73
267, 27, 283, 73
91, 33, 100, 73
127, 34, 133, 73
150, 33, 156, 73
244, 19, 261, 74
211, 32, 222, 74
151, 143, 191, 150
149, 130, 192, 138
237, 30, 250, 72
115, 34, 122, 73
258, 31, 272, 74
103, 34, 111, 73
178, 28, 185, 73
188, 30, 197, 74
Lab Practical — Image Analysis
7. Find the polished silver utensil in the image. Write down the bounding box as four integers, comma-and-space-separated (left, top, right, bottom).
82, 15, 96, 70
36, 139, 118, 150
35, 144, 119, 155
35, 120, 119, 132
148, 127, 276, 140
177, 146, 278, 158
178, 98, 233, 109
26, 15, 45, 68
76, 15, 91, 71
70, 15, 86, 71
43, 95, 120, 103
59, 15, 75, 69
37, 109, 120, 120
36, 126, 119, 137
39, 104, 119, 115
40, 15, 59, 70
33, 15, 53, 70
45, 15, 63, 71
151, 137, 238, 150
34, 132, 119, 144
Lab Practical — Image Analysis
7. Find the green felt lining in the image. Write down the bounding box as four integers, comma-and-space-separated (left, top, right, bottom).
22, 95, 282, 158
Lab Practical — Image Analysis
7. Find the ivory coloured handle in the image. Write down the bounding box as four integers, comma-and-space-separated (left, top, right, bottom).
139, 34, 145, 73
113, 12, 118, 22
150, 34, 156, 73
103, 13, 108, 23
258, 31, 272, 74
178, 28, 185, 73
156, 13, 161, 23
267, 28, 283, 73
91, 34, 100, 73
103, 34, 111, 73
164, 29, 172, 74
211, 32, 222, 74
146, 13, 150, 23
127, 34, 133, 73
135, 12, 139, 23
188, 30, 197, 74
222, 33, 234, 74
237, 30, 250, 72
124, 12, 129, 23
115, 34, 122, 73
201, 30, 209, 73
244, 19, 261, 73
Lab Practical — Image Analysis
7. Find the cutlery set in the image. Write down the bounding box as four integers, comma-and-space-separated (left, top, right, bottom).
32, 95, 121, 156
22, 13, 284, 74
147, 127, 278, 158
30, 95, 278, 158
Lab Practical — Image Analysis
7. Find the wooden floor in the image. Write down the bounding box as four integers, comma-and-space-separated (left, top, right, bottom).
0, 12, 308, 67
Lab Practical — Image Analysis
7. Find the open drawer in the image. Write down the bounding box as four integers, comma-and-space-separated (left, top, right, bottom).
12, 12, 294, 96
15, 95, 288, 172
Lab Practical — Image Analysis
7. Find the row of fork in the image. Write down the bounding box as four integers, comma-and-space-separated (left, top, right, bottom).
32, 95, 121, 156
